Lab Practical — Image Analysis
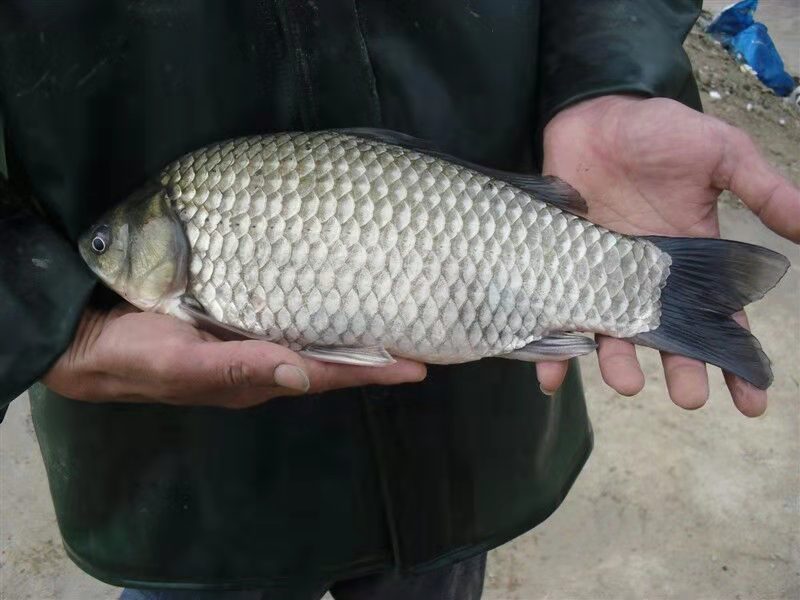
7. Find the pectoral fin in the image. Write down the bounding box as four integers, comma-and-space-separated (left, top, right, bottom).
301, 345, 396, 366
180, 296, 270, 342
501, 333, 597, 362
181, 297, 395, 367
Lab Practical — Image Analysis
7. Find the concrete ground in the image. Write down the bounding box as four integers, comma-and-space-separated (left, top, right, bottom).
1, 203, 797, 599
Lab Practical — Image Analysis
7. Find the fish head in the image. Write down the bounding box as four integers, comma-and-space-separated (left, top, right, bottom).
79, 183, 189, 312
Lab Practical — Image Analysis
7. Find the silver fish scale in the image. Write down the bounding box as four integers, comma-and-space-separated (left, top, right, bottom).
162, 132, 670, 363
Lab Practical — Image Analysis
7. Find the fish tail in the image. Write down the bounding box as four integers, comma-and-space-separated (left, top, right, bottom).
631, 237, 789, 389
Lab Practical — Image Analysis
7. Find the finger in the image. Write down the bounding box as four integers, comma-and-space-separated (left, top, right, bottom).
535, 361, 569, 395
168, 340, 426, 401
724, 372, 767, 418
305, 357, 427, 393
661, 352, 709, 410
225, 357, 428, 408
227, 357, 428, 408
597, 336, 644, 396
724, 311, 767, 417
715, 123, 800, 242
108, 301, 141, 318
174, 340, 310, 393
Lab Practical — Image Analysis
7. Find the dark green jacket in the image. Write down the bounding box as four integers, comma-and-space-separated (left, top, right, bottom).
0, 0, 700, 591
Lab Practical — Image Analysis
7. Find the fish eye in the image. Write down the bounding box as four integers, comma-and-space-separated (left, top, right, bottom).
91, 226, 111, 255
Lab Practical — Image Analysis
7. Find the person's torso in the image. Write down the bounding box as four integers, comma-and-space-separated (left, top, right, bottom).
1, 0, 592, 588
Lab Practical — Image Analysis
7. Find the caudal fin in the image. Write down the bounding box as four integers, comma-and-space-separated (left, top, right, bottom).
632, 237, 790, 389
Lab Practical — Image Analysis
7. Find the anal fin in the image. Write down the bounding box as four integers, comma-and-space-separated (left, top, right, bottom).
501, 333, 597, 362
181, 297, 396, 367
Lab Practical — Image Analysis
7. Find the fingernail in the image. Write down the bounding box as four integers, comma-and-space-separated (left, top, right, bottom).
274, 364, 310, 392
540, 384, 556, 397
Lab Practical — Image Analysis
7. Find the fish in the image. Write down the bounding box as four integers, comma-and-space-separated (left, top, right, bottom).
78, 129, 790, 389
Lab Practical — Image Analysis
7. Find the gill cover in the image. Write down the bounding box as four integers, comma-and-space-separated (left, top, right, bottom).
79, 182, 189, 312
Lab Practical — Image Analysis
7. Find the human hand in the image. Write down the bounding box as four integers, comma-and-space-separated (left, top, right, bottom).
43, 303, 426, 408
539, 95, 800, 416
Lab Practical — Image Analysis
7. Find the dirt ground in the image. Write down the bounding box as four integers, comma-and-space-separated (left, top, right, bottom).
1, 16, 798, 600
688, 13, 799, 185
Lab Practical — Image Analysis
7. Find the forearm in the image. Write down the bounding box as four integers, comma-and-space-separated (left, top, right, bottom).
0, 177, 96, 409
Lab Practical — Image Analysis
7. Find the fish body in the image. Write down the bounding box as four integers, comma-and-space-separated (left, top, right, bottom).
80, 130, 789, 387
166, 132, 666, 363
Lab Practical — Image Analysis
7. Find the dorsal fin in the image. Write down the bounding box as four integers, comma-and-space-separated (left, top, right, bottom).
332, 127, 587, 215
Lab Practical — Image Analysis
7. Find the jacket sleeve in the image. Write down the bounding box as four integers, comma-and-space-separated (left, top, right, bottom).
538, 0, 702, 124
0, 128, 96, 419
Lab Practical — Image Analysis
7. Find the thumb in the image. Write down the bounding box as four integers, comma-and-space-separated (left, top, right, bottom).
187, 340, 310, 392
714, 122, 800, 243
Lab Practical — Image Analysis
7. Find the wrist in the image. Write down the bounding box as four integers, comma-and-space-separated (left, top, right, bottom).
41, 306, 115, 397
544, 95, 644, 144
542, 95, 649, 176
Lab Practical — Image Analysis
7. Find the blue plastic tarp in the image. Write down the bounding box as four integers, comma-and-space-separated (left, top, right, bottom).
707, 0, 758, 38
706, 0, 795, 96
